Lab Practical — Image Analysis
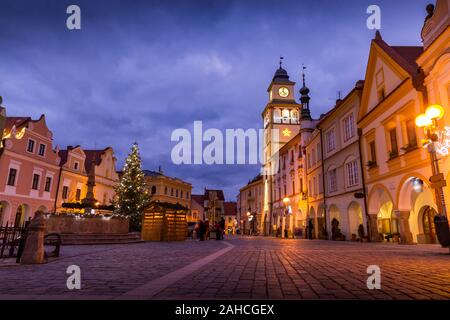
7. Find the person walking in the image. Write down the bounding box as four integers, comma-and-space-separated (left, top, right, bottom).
219, 217, 225, 240
198, 220, 205, 241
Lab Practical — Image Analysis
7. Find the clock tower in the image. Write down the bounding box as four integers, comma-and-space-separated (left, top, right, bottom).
261, 62, 301, 235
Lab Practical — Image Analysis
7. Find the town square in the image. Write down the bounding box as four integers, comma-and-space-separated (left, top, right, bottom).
0, 0, 449, 309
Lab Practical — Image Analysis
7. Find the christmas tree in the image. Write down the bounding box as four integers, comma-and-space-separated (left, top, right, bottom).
114, 143, 151, 231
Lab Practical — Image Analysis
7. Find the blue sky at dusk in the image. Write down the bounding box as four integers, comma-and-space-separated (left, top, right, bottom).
0, 0, 431, 199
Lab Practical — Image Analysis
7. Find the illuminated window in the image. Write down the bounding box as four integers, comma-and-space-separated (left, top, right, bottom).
76, 188, 81, 201
282, 109, 290, 124
389, 129, 399, 156
406, 119, 417, 148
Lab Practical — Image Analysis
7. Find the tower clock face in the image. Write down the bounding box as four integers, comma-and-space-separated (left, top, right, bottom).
278, 87, 289, 98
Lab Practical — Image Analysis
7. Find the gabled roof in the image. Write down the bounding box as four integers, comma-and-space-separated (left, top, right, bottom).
224, 202, 237, 216
4, 117, 32, 132
58, 145, 83, 167
373, 38, 423, 76
191, 194, 205, 206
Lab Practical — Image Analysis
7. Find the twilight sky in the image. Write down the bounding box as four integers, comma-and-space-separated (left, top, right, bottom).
0, 0, 430, 200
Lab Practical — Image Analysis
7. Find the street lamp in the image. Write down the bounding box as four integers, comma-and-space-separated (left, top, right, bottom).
415, 104, 450, 247
282, 197, 291, 238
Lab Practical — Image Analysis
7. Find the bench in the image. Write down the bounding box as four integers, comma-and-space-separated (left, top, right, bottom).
44, 233, 61, 258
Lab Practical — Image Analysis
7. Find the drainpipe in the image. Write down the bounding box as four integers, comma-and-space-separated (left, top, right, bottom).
53, 166, 63, 213
358, 128, 371, 242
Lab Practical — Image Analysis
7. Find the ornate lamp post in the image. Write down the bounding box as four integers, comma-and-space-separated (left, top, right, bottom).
282, 197, 291, 239
415, 104, 450, 247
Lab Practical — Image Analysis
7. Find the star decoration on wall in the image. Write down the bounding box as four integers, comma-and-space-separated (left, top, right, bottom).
282, 128, 292, 137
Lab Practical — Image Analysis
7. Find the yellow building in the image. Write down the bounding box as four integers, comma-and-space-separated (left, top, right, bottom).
358, 1, 450, 244
238, 175, 264, 235
56, 146, 119, 212
143, 169, 192, 220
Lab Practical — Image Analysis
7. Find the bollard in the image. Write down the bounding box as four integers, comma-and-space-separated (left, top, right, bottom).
20, 211, 47, 264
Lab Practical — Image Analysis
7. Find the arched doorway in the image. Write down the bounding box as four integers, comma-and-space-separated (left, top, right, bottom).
317, 205, 327, 239
14, 204, 30, 227
14, 205, 24, 227
308, 207, 315, 239
348, 202, 364, 240
419, 206, 438, 244
0, 201, 11, 226
376, 201, 399, 242
329, 205, 343, 240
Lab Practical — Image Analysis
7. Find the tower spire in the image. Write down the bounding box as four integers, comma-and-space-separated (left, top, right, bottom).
300, 65, 312, 121
279, 56, 284, 68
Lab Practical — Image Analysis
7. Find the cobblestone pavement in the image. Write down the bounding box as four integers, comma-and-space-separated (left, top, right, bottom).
0, 237, 449, 300
155, 237, 450, 300
0, 240, 223, 299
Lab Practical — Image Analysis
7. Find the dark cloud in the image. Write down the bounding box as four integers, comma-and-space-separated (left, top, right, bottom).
0, 0, 429, 199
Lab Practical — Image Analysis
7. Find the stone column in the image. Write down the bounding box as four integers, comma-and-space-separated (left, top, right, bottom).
21, 212, 47, 264
394, 210, 414, 245
281, 215, 286, 238
368, 214, 380, 242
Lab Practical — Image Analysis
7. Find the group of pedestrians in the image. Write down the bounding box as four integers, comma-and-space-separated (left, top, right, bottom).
195, 217, 226, 241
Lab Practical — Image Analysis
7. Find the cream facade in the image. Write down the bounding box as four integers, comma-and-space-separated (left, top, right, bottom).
359, 1, 450, 244
319, 82, 368, 241
144, 169, 192, 211
238, 175, 264, 234
56, 146, 119, 212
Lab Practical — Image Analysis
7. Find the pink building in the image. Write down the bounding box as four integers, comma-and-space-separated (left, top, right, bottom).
0, 115, 60, 226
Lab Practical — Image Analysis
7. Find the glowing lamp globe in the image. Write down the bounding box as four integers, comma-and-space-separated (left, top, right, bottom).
415, 114, 432, 128
425, 104, 445, 121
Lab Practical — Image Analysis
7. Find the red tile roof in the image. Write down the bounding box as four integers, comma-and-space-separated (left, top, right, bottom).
224, 202, 237, 216
191, 194, 205, 206
374, 38, 423, 76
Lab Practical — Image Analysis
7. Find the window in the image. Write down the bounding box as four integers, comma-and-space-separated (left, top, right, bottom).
32, 174, 40, 190
389, 129, 399, 156
307, 153, 311, 169
312, 148, 316, 165
369, 141, 377, 162
76, 188, 81, 201
406, 119, 417, 148
326, 129, 336, 153
329, 169, 337, 193
313, 177, 317, 195
180, 190, 183, 198
186, 192, 190, 199
74, 161, 79, 170
38, 144, 46, 156
171, 188, 174, 196
176, 189, 179, 197
346, 161, 359, 187
318, 174, 323, 194
377, 87, 386, 102
62, 186, 69, 199
316, 143, 321, 161
308, 180, 312, 196
44, 177, 52, 192
299, 178, 303, 193
151, 186, 157, 195
164, 186, 168, 195
27, 139, 35, 153
343, 113, 355, 142
7, 168, 17, 186
292, 181, 295, 195
282, 109, 290, 124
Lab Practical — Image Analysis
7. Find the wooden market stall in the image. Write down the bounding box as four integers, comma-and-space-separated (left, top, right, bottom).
141, 202, 188, 241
